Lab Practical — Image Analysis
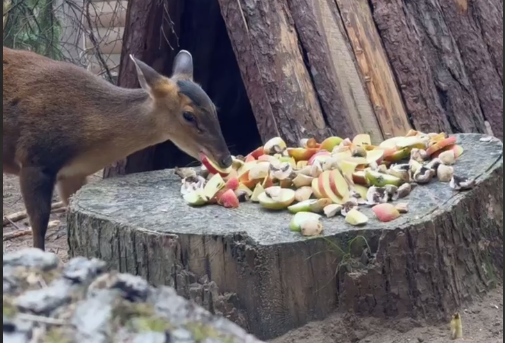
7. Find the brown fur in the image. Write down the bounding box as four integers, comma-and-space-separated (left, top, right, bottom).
3, 46, 231, 250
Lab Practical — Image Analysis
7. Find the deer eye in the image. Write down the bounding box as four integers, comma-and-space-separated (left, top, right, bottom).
183, 111, 196, 123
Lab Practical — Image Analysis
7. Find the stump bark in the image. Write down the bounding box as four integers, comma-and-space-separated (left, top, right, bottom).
68, 133, 503, 341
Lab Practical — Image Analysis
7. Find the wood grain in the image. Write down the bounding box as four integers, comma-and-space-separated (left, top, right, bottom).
335, 0, 412, 139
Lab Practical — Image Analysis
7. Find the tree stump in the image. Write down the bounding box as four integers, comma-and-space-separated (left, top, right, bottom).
68, 133, 503, 341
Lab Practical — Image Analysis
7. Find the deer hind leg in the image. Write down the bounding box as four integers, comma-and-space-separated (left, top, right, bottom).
56, 175, 88, 206
19, 166, 56, 251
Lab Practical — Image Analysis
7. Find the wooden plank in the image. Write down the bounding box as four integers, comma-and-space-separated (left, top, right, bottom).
370, 0, 487, 136
288, 0, 383, 143
218, 0, 334, 146
335, 0, 412, 139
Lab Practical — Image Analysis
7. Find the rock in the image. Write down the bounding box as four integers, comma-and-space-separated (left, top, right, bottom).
3, 248, 59, 271
2, 249, 265, 343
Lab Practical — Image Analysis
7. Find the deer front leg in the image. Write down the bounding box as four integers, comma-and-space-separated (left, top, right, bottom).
19, 166, 56, 250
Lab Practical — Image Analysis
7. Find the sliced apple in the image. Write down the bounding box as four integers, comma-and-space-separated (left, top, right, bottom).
257, 155, 278, 163
337, 159, 359, 183
365, 169, 403, 187
183, 189, 209, 206
395, 136, 428, 150
292, 173, 314, 188
320, 136, 344, 152
262, 175, 274, 188
352, 134, 372, 147
306, 138, 319, 148
372, 203, 401, 222
426, 136, 457, 156
294, 186, 313, 202
244, 154, 256, 163
308, 151, 331, 166
249, 146, 265, 159
366, 149, 385, 165
353, 184, 369, 200
289, 212, 323, 234
200, 154, 233, 177
296, 160, 309, 169
379, 136, 406, 149
225, 177, 239, 191
432, 144, 464, 159
318, 171, 345, 204
383, 147, 410, 162
287, 148, 319, 161
237, 161, 257, 179
249, 162, 270, 180
203, 174, 225, 199
237, 183, 253, 196
217, 189, 240, 208
324, 204, 342, 218
329, 169, 349, 199
312, 178, 324, 199
352, 170, 368, 186
251, 183, 265, 202
258, 188, 296, 210
345, 209, 368, 226
277, 156, 296, 168
287, 198, 332, 214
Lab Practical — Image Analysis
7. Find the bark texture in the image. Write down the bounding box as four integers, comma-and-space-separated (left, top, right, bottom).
69, 134, 503, 341
370, 0, 502, 139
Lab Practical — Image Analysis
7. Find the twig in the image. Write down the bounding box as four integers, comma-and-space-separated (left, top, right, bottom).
16, 313, 69, 326
3, 202, 65, 227
3, 220, 61, 241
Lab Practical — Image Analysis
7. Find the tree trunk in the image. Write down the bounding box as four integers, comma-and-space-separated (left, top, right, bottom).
370, 0, 499, 139
69, 133, 503, 341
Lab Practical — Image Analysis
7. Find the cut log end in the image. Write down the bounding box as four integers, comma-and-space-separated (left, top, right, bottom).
68, 134, 503, 340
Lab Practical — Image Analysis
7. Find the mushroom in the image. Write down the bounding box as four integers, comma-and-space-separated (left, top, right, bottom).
270, 162, 293, 181
392, 183, 412, 201
341, 198, 359, 216
366, 186, 389, 205
413, 166, 434, 184
449, 175, 476, 191
437, 164, 454, 182
388, 163, 410, 183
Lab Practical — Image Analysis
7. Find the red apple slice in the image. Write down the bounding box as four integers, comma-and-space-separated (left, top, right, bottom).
426, 136, 457, 156
201, 154, 233, 177
352, 170, 368, 186
329, 169, 349, 199
318, 171, 344, 204
432, 144, 464, 159
352, 134, 372, 147
287, 148, 319, 162
309, 151, 331, 165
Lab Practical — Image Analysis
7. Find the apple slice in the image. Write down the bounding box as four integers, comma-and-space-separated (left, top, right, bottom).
366, 149, 385, 165
352, 134, 372, 147
201, 154, 233, 177
225, 177, 239, 191
432, 144, 464, 159
308, 151, 331, 166
249, 162, 270, 179
383, 147, 410, 162
426, 136, 457, 156
257, 188, 296, 210
352, 170, 368, 186
320, 136, 344, 152
318, 171, 345, 204
244, 154, 256, 162
312, 178, 325, 199
395, 136, 428, 150
237, 161, 257, 179
365, 169, 403, 187
329, 169, 349, 199
353, 184, 369, 200
287, 198, 332, 214
289, 212, 323, 236
372, 203, 401, 222
379, 136, 406, 149
203, 174, 225, 199
338, 160, 359, 183
287, 148, 319, 161
251, 183, 265, 202
217, 189, 240, 208
183, 189, 209, 206
296, 160, 309, 169
345, 209, 368, 226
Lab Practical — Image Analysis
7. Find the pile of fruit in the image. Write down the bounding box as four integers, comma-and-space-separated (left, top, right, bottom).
175, 130, 475, 237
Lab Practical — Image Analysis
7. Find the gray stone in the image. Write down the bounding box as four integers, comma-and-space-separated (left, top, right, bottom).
14, 279, 72, 314
3, 248, 58, 271
63, 256, 106, 284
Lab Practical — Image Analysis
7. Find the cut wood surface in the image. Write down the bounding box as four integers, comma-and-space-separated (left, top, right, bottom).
335, 0, 411, 139
218, 0, 333, 146
288, 0, 383, 143
370, 0, 493, 137
69, 133, 503, 341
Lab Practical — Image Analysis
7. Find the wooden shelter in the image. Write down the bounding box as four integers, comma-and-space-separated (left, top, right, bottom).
103, 0, 503, 176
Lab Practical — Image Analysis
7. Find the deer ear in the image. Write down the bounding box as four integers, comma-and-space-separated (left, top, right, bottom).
172, 50, 193, 79
130, 54, 162, 91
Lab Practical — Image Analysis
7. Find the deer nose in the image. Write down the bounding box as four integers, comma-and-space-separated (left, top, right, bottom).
220, 155, 233, 169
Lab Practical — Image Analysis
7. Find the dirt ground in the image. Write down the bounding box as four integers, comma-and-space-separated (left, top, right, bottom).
3, 173, 503, 343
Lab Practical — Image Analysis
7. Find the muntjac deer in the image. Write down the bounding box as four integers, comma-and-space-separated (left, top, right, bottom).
3, 47, 232, 251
